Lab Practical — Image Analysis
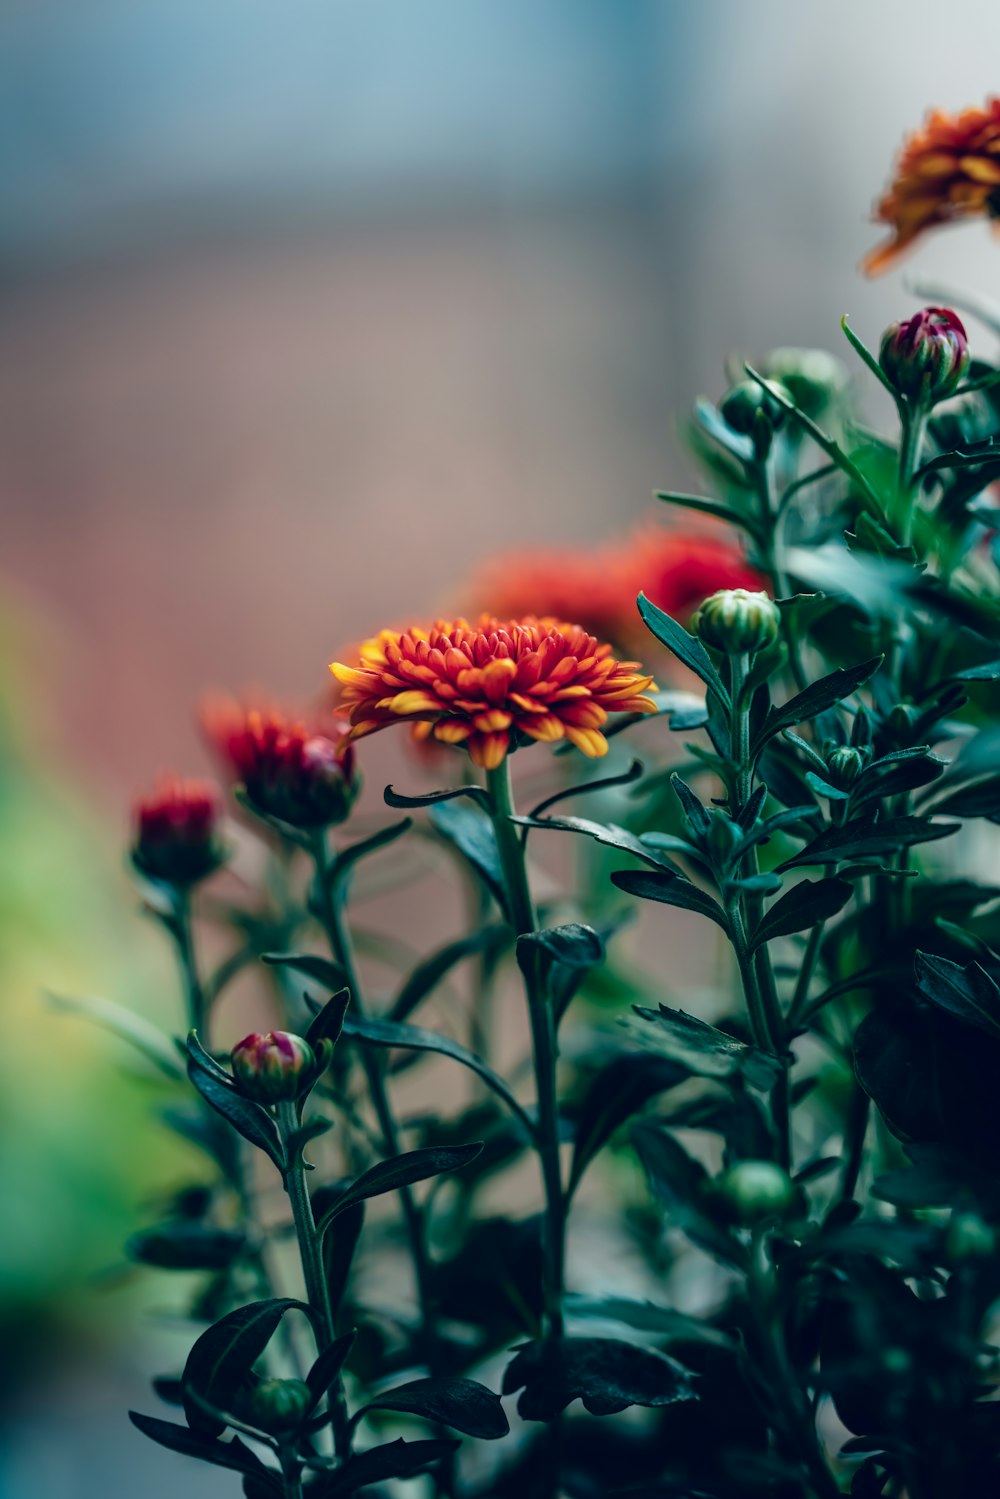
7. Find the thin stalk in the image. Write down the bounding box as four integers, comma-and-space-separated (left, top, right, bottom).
276, 1101, 351, 1459
309, 832, 435, 1355
837, 1084, 869, 1205
729, 655, 790, 1165
174, 891, 208, 1040
486, 759, 565, 1339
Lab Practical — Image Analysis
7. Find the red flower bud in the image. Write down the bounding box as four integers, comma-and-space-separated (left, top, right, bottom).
878, 307, 970, 404
201, 698, 360, 829
231, 1030, 317, 1103
132, 776, 225, 886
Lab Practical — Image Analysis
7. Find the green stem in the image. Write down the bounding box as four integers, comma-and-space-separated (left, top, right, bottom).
277, 1102, 351, 1459
487, 759, 566, 1339
838, 1082, 869, 1206
729, 655, 791, 1167
895, 403, 927, 550
174, 891, 207, 1040
309, 832, 435, 1357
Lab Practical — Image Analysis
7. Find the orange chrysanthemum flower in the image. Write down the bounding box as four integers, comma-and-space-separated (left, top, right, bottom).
864, 98, 1000, 275
330, 617, 657, 770
466, 525, 760, 657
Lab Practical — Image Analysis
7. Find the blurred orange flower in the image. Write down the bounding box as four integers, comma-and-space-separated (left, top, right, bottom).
330, 617, 656, 770
864, 99, 1000, 275
467, 524, 759, 657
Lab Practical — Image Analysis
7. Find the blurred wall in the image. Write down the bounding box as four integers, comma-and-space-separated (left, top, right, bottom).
4, 0, 1000, 798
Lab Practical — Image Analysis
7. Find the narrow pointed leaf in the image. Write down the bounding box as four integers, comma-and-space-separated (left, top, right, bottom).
128, 1413, 275, 1478
752, 657, 883, 754
914, 951, 1000, 1040
187, 1056, 286, 1172
182, 1298, 307, 1434
318, 1438, 460, 1493
528, 758, 643, 820
625, 1004, 781, 1091
777, 816, 958, 869
305, 988, 351, 1050
749, 877, 853, 950
611, 869, 730, 932
358, 1376, 509, 1439
429, 800, 507, 914
391, 925, 509, 1023
317, 1144, 483, 1239
384, 783, 491, 810
330, 820, 413, 897
262, 952, 349, 991
501, 1337, 695, 1421
636, 593, 729, 706
306, 1331, 357, 1405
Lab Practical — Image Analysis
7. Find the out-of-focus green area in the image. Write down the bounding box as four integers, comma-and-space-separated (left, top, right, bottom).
0, 596, 197, 1389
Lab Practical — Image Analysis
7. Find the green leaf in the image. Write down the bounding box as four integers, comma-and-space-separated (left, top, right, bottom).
624, 1004, 781, 1091
429, 800, 507, 914
655, 489, 765, 545
358, 1376, 509, 1439
305, 988, 352, 1050
568, 1052, 686, 1197
323, 1202, 364, 1318
513, 812, 682, 873
186, 1045, 286, 1173
317, 1144, 484, 1239
182, 1297, 307, 1435
749, 877, 853, 950
929, 774, 1000, 821
384, 783, 491, 810
390, 926, 509, 1023
636, 593, 730, 708
610, 869, 730, 933
127, 1224, 246, 1272
692, 395, 755, 464
840, 315, 899, 399
517, 923, 605, 1023
528, 758, 644, 820
128, 1413, 275, 1480
501, 1336, 695, 1421
261, 952, 349, 992
670, 773, 712, 838
752, 656, 883, 754
306, 1331, 357, 1406
632, 1120, 743, 1266
341, 1014, 534, 1137
566, 1294, 733, 1348
777, 816, 959, 870
329, 820, 413, 899
315, 1438, 460, 1494
45, 992, 184, 1079
914, 952, 1000, 1040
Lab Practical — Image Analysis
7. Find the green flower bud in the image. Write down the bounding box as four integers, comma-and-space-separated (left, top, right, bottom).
231, 1031, 318, 1103
716, 1160, 798, 1225
247, 1378, 313, 1433
946, 1211, 996, 1263
692, 589, 781, 656
761, 348, 847, 420
879, 307, 970, 405
825, 746, 867, 790
719, 378, 791, 437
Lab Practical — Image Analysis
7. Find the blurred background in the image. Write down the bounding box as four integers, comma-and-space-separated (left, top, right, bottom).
4, 0, 1000, 1492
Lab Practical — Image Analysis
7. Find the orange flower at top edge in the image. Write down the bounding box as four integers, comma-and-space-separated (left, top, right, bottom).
330, 617, 657, 770
864, 99, 1000, 275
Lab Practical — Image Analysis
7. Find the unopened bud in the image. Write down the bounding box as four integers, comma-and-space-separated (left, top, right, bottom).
231, 1031, 318, 1103
825, 746, 867, 790
879, 307, 970, 405
692, 589, 781, 656
762, 348, 847, 420
247, 1378, 312, 1433
132, 776, 226, 886
716, 1160, 798, 1225
719, 378, 791, 438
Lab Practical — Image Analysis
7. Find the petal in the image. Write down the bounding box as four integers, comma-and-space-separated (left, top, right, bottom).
564, 726, 609, 757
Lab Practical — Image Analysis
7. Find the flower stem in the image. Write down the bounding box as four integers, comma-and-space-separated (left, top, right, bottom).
276, 1101, 351, 1459
486, 760, 565, 1339
309, 832, 435, 1357
728, 655, 790, 1168
173, 890, 208, 1041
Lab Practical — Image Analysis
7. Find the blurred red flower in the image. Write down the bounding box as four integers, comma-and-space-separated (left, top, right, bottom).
201, 697, 359, 829
132, 775, 224, 884
466, 523, 760, 658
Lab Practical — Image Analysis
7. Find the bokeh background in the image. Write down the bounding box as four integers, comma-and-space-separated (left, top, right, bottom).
4, 1, 1000, 1492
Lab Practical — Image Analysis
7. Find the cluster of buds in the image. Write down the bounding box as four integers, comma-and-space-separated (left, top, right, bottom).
879, 306, 970, 405
692, 588, 781, 656
231, 1030, 323, 1104
132, 776, 226, 886
202, 698, 360, 830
